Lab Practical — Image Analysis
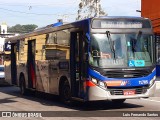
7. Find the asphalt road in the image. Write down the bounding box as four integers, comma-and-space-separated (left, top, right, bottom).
0, 85, 160, 120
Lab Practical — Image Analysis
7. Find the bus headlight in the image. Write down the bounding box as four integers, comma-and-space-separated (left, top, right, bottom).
91, 78, 106, 89
99, 81, 106, 89
91, 78, 98, 84
149, 76, 156, 87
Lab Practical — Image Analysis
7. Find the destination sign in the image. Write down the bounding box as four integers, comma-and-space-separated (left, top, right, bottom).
92, 19, 151, 29
101, 21, 142, 28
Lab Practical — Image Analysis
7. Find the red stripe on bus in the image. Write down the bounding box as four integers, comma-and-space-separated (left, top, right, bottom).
86, 81, 96, 87
30, 64, 35, 88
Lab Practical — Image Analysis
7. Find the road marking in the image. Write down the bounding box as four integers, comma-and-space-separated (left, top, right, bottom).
140, 98, 160, 103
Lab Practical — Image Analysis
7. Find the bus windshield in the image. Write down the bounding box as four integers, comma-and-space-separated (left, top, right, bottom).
89, 33, 154, 68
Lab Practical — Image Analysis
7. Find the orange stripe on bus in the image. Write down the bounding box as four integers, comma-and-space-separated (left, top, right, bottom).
105, 81, 122, 86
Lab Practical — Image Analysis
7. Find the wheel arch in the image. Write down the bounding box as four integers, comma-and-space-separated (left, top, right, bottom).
58, 76, 69, 94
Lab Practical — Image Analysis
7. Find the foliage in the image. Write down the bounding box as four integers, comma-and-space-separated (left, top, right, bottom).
77, 0, 107, 20
8, 24, 38, 33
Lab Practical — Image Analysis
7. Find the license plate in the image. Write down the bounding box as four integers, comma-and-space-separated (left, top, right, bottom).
123, 90, 135, 95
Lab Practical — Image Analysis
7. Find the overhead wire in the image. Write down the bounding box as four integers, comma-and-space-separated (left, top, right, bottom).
57, 0, 78, 20
0, 2, 77, 7
0, 7, 60, 15
0, 1, 78, 16
0, 1, 79, 27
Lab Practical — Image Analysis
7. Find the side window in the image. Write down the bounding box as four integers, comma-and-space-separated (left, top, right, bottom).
46, 30, 70, 45
57, 30, 70, 46
45, 30, 70, 60
46, 32, 57, 44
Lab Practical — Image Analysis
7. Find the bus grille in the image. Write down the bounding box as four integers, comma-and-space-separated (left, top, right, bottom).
109, 87, 147, 95
104, 70, 150, 78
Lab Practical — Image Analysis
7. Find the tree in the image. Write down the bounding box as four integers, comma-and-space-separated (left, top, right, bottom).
22, 24, 38, 33
77, 0, 107, 20
8, 24, 38, 33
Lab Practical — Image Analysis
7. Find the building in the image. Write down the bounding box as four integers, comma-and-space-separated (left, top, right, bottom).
141, 0, 160, 35
141, 0, 160, 76
0, 22, 16, 65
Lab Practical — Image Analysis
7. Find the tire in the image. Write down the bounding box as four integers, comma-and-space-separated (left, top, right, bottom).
112, 99, 126, 104
19, 75, 27, 95
59, 80, 72, 104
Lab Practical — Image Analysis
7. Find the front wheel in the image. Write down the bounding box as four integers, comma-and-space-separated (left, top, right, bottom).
59, 80, 72, 104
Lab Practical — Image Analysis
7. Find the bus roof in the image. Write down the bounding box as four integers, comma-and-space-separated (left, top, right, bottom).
5, 22, 74, 43
5, 16, 150, 43
94, 16, 148, 19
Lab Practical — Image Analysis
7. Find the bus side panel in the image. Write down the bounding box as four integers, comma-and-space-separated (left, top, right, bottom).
4, 60, 12, 84
49, 60, 59, 95
36, 60, 49, 93
35, 60, 70, 95
17, 39, 28, 87
17, 62, 28, 86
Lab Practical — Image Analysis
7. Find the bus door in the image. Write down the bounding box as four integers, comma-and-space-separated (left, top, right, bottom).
11, 43, 17, 85
27, 40, 36, 89
70, 31, 84, 98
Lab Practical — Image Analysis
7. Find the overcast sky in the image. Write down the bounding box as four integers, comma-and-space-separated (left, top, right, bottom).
0, 0, 141, 27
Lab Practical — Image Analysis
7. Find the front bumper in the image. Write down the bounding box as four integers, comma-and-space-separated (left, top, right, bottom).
88, 82, 156, 101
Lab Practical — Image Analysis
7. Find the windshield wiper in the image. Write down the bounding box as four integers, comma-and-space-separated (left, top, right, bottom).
106, 31, 116, 60
131, 31, 142, 53
137, 31, 142, 40
129, 31, 143, 60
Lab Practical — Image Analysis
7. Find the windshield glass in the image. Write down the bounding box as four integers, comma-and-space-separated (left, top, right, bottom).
89, 33, 154, 68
